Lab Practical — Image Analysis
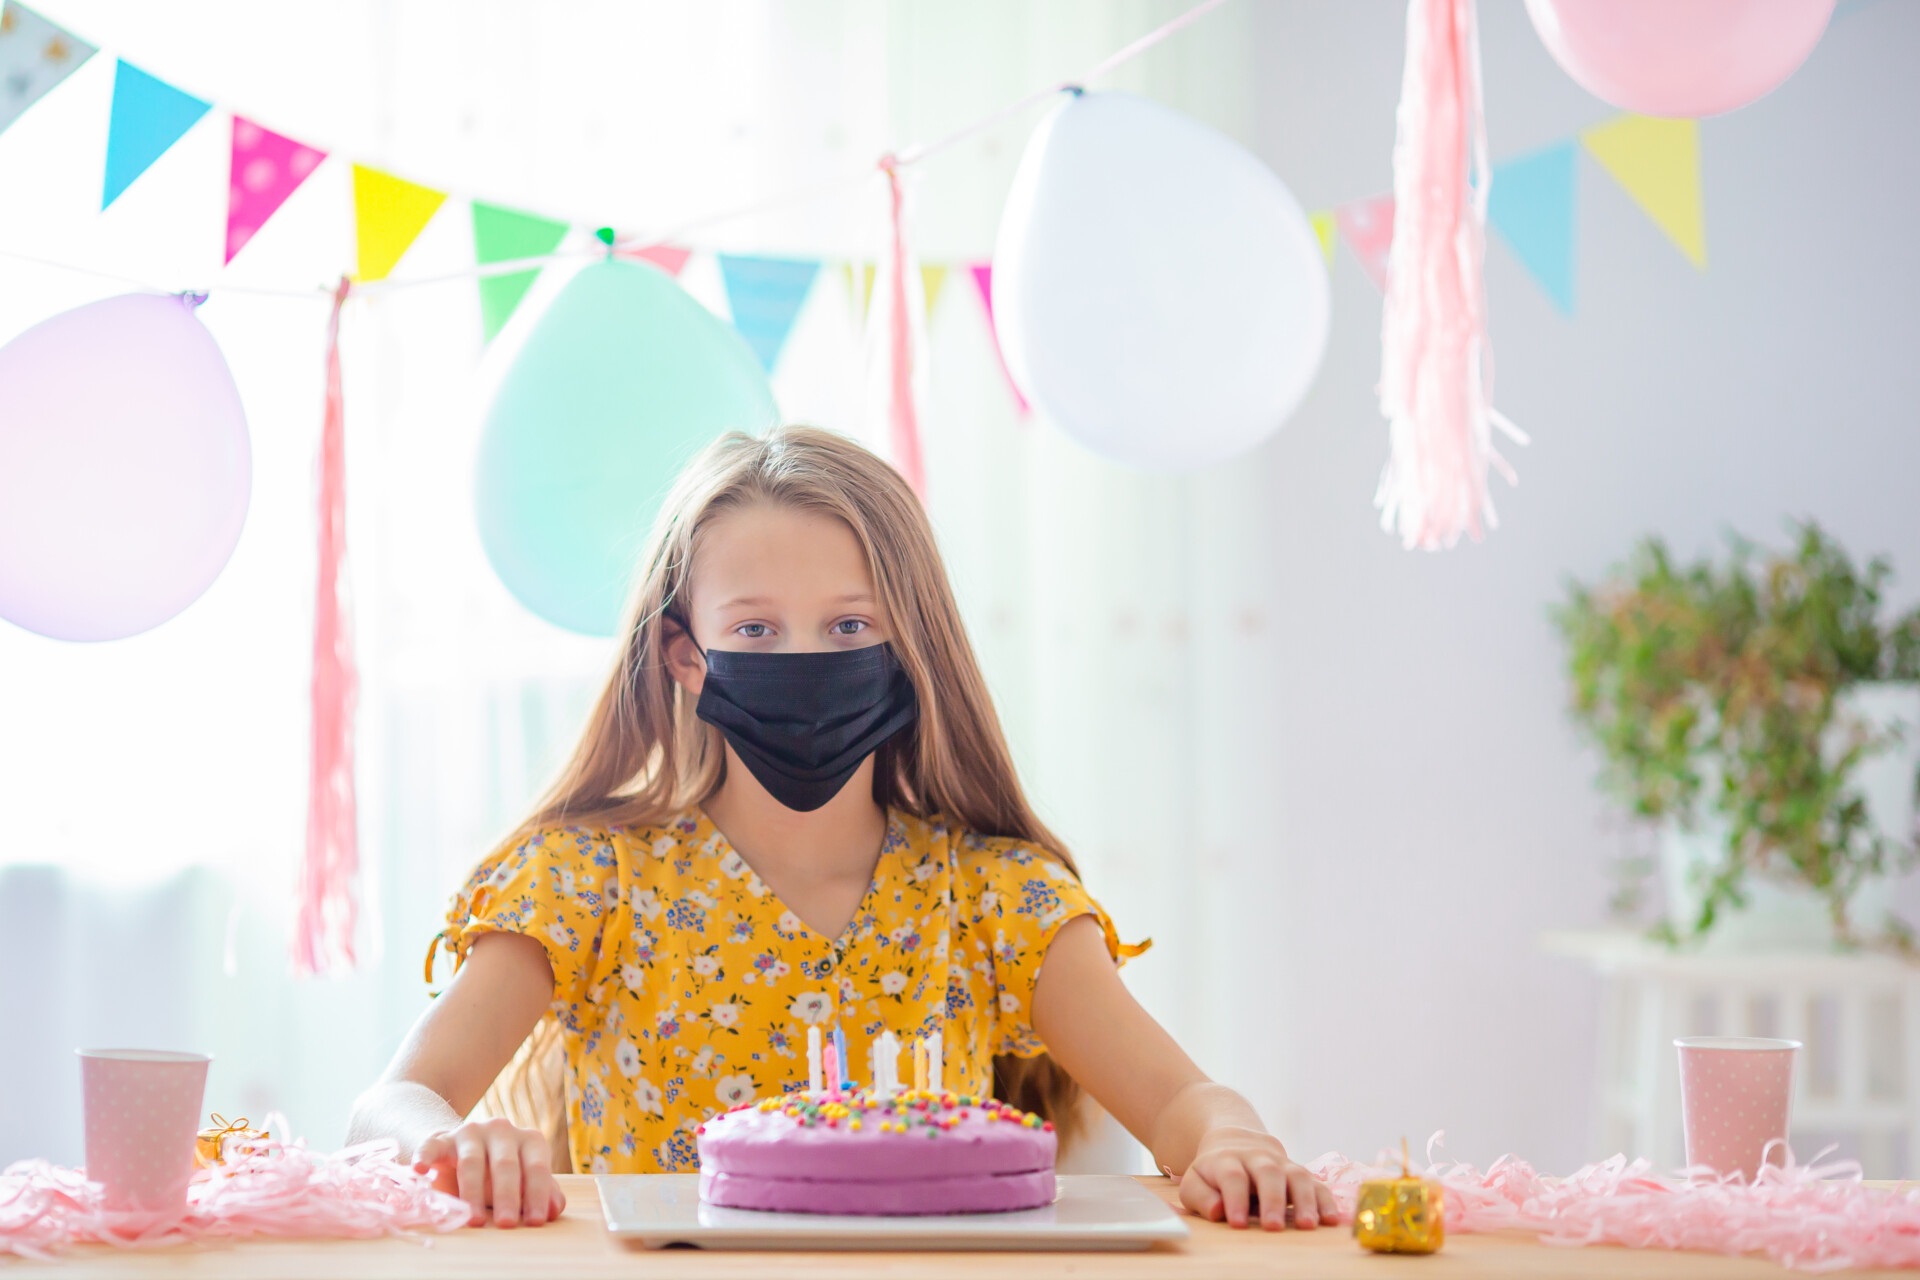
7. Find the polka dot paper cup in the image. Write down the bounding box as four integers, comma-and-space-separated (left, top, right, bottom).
77, 1048, 211, 1226
1673, 1036, 1800, 1182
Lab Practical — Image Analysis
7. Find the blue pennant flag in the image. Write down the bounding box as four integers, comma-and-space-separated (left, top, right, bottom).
1489, 141, 1577, 315
0, 1, 96, 137
103, 59, 211, 209
717, 255, 821, 372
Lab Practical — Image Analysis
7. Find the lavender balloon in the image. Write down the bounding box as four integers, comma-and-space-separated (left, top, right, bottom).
0, 293, 250, 641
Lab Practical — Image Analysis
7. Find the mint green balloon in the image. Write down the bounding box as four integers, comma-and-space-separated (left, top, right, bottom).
476, 260, 779, 635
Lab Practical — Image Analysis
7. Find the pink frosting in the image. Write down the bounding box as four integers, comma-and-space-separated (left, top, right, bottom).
697, 1090, 1057, 1216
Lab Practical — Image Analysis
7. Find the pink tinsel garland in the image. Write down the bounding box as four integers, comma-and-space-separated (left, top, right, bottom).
1311, 1137, 1920, 1273
874, 157, 926, 500
292, 277, 360, 977
1375, 0, 1525, 550
0, 1124, 467, 1260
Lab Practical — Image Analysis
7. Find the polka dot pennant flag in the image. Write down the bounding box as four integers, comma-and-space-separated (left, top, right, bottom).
1336, 194, 1395, 292
225, 115, 326, 264
102, 59, 210, 209
0, 0, 95, 138
351, 163, 447, 283
968, 263, 1028, 415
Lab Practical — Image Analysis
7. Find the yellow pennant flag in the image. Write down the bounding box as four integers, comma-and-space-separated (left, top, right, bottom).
1309, 210, 1338, 267
921, 264, 948, 317
1580, 115, 1705, 269
352, 164, 448, 282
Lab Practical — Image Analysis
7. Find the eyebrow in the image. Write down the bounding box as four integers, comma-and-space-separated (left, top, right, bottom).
716, 592, 875, 610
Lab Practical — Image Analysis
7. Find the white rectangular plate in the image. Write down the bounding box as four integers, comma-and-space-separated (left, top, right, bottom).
597, 1174, 1191, 1251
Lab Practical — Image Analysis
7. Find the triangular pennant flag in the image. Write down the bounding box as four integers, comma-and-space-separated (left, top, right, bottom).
1580, 114, 1705, 269
717, 254, 820, 371
470, 201, 568, 341
102, 60, 211, 209
225, 115, 326, 263
1336, 195, 1395, 291
921, 265, 948, 317
1309, 210, 1337, 267
617, 243, 691, 277
352, 164, 447, 282
0, 1, 95, 137
969, 263, 1028, 414
841, 261, 877, 321
1489, 141, 1578, 314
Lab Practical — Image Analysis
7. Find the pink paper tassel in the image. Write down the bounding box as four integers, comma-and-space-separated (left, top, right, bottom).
292, 279, 360, 977
1375, 0, 1524, 550
877, 158, 926, 499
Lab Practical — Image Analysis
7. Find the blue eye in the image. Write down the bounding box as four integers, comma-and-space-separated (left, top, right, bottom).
735, 623, 770, 639
831, 619, 867, 636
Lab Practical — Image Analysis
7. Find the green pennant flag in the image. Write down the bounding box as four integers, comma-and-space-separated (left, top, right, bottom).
472, 201, 569, 341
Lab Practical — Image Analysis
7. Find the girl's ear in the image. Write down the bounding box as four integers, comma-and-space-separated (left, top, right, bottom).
663, 620, 707, 698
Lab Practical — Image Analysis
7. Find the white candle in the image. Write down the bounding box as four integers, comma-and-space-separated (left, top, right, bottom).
806, 1026, 823, 1095
929, 1030, 943, 1093
874, 1031, 899, 1098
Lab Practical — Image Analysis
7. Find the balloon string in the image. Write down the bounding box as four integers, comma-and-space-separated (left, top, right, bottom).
878, 159, 926, 499
0, 0, 1235, 303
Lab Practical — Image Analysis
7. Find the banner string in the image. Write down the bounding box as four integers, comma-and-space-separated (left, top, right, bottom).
0, 0, 1236, 303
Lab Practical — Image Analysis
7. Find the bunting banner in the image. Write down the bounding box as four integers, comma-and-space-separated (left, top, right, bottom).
717, 254, 820, 372
351, 164, 446, 283
0, 1, 93, 137
226, 116, 326, 264
102, 60, 210, 209
968, 263, 1028, 415
1337, 195, 1396, 292
470, 201, 568, 341
920, 264, 949, 317
1489, 140, 1578, 314
1580, 114, 1706, 269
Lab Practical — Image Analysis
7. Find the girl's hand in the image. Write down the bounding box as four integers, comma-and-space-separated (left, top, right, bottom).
1179, 1126, 1338, 1231
412, 1116, 567, 1228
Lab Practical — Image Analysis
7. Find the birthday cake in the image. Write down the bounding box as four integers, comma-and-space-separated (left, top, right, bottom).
696, 1089, 1058, 1215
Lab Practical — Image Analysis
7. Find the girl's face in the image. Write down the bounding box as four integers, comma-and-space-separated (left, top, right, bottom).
668, 502, 892, 689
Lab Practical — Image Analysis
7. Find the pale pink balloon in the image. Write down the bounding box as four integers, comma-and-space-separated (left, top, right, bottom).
0, 293, 251, 641
1524, 0, 1835, 118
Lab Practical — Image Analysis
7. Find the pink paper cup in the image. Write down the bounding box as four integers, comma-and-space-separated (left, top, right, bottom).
77, 1048, 211, 1226
1674, 1036, 1800, 1182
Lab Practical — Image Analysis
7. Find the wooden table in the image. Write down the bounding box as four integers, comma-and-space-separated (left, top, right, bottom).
33, 1175, 1908, 1278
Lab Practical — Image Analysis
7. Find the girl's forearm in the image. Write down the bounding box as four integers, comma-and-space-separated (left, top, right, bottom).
1146, 1079, 1269, 1176
346, 1079, 464, 1155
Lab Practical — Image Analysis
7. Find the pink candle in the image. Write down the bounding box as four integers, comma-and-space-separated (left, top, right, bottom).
824, 1043, 841, 1096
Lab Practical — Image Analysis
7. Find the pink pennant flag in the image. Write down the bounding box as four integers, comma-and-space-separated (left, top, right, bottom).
226, 115, 326, 264
617, 243, 692, 277
1337, 195, 1396, 292
968, 263, 1028, 415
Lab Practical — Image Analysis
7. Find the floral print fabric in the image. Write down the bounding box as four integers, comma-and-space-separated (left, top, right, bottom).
434, 809, 1131, 1175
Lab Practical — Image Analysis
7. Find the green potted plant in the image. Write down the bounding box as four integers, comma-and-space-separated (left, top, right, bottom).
1554, 523, 1920, 950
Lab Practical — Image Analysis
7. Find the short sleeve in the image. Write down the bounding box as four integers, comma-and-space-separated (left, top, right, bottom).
958, 838, 1144, 1058
438, 826, 623, 1018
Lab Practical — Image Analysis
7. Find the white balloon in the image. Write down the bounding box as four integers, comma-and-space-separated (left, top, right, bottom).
992, 91, 1329, 471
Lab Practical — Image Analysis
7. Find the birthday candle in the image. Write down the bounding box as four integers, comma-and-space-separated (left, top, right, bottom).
824, 1043, 842, 1096
876, 1031, 899, 1098
929, 1030, 943, 1093
806, 1027, 823, 1095
832, 1026, 850, 1090
913, 1037, 929, 1092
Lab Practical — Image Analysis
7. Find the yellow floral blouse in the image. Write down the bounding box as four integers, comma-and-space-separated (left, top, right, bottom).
430, 809, 1137, 1175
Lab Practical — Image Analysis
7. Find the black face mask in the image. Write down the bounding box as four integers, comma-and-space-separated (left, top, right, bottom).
693, 642, 919, 813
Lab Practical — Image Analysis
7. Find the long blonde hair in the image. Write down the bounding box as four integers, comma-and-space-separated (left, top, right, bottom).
479, 425, 1086, 1154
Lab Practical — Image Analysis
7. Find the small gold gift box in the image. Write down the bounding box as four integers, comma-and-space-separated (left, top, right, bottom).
1353, 1140, 1444, 1254
193, 1114, 265, 1169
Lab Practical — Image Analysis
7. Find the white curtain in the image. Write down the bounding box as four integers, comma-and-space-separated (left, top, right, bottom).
0, 0, 1277, 1171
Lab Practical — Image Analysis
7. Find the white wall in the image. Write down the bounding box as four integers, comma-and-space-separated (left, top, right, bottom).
1238, 0, 1920, 1172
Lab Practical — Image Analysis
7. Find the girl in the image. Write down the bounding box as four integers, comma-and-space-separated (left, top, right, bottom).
349, 426, 1333, 1232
